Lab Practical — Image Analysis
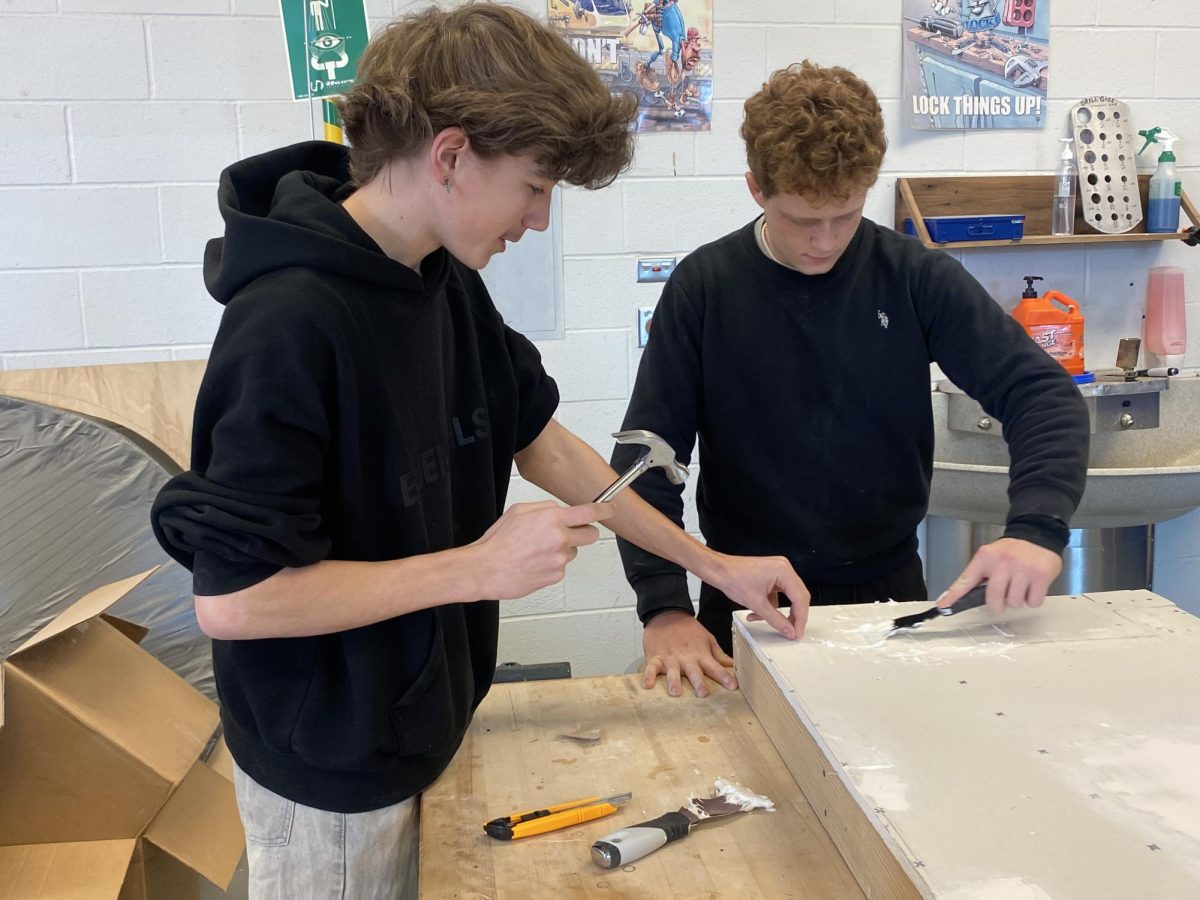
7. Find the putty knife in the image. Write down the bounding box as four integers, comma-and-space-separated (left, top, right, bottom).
885, 583, 988, 639
591, 780, 773, 868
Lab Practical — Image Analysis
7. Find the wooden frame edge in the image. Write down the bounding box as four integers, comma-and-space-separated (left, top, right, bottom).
733, 625, 931, 900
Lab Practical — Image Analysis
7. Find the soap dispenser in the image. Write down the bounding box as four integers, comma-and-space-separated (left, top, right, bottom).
1012, 275, 1087, 375
1144, 266, 1186, 369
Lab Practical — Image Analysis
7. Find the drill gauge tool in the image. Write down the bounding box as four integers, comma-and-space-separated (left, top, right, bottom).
1070, 96, 1143, 234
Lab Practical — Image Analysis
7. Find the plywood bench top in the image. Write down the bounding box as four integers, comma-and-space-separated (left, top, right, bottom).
419, 674, 864, 899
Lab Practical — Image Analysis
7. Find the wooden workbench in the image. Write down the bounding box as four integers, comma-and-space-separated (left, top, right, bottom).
419, 675, 863, 899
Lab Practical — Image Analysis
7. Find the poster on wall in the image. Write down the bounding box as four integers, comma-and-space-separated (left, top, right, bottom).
279, 0, 371, 101
547, 0, 713, 132
902, 0, 1049, 130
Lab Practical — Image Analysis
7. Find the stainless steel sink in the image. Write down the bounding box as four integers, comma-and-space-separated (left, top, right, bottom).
931, 376, 1200, 528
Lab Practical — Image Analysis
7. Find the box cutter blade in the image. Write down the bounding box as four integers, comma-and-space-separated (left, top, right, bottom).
484, 792, 631, 840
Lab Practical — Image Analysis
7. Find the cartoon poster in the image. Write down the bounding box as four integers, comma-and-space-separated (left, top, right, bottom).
903, 0, 1049, 129
547, 0, 713, 132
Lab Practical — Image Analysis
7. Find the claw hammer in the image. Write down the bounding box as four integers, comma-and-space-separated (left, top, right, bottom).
594, 430, 689, 503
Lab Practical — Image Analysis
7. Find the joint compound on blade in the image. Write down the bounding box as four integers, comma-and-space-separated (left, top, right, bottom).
714, 779, 775, 812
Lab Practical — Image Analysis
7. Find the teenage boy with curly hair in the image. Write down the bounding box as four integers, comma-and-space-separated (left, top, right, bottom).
613, 61, 1090, 698
152, 6, 806, 896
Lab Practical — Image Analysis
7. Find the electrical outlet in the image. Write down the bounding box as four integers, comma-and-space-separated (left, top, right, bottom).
637, 307, 655, 348
636, 257, 676, 283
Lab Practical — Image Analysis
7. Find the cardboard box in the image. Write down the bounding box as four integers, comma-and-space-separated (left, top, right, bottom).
0, 570, 245, 899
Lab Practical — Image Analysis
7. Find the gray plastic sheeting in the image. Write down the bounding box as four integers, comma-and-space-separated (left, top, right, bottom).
0, 395, 213, 698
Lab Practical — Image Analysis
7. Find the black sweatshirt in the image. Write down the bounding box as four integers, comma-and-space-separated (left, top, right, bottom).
614, 218, 1089, 623
151, 142, 558, 812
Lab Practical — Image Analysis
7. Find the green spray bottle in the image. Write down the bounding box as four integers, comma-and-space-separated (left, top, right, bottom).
1137, 127, 1182, 233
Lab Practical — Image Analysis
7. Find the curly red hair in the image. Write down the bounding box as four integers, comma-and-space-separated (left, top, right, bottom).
741, 61, 887, 201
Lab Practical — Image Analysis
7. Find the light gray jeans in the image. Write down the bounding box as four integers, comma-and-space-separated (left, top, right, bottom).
233, 762, 420, 900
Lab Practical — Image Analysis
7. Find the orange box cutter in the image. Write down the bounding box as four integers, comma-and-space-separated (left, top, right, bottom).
484, 792, 632, 840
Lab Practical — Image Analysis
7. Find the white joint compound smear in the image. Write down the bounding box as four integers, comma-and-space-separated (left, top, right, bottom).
811, 617, 1019, 665
811, 620, 890, 651
848, 766, 910, 811
713, 778, 775, 812
852, 620, 893, 647
808, 599, 1028, 661
1078, 736, 1200, 844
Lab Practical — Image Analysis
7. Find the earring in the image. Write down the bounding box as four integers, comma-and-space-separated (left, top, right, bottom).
443, 178, 451, 194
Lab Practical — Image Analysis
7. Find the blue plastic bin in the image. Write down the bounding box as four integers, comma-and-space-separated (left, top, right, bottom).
903, 214, 1026, 243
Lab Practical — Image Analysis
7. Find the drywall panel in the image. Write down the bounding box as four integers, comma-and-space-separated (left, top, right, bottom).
734, 592, 1200, 899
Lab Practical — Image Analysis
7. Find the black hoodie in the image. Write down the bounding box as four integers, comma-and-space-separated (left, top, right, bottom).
613, 219, 1090, 623
151, 142, 558, 812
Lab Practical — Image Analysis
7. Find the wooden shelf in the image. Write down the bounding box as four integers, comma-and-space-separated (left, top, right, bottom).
895, 174, 1199, 250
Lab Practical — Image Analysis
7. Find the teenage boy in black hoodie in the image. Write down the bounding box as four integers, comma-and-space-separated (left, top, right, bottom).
150, 6, 806, 897
613, 61, 1091, 699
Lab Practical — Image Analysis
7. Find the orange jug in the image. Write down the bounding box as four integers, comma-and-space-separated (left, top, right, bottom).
1012, 275, 1086, 375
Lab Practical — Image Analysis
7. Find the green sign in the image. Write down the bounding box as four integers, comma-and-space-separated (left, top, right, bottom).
280, 0, 370, 101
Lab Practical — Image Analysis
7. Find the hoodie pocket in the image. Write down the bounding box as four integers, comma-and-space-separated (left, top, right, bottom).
389, 614, 463, 757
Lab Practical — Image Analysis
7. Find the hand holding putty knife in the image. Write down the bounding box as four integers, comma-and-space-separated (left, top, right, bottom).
884, 582, 989, 639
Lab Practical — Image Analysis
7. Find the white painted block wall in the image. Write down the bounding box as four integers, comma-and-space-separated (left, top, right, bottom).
1, 0, 1197, 676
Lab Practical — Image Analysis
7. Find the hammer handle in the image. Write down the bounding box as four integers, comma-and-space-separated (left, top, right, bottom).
594, 456, 650, 503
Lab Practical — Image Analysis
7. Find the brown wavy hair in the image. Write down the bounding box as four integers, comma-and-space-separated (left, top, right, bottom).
338, 2, 637, 188
741, 61, 887, 201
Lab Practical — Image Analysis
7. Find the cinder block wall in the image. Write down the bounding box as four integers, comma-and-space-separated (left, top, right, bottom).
2, 1, 1197, 675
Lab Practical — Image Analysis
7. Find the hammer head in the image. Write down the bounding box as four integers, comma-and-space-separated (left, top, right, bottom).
613, 429, 689, 485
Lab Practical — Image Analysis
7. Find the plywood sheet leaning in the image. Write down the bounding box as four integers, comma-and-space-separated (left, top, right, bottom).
0, 360, 206, 471
733, 592, 1200, 899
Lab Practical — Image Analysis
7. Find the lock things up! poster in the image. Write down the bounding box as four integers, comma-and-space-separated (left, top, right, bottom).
903, 0, 1049, 130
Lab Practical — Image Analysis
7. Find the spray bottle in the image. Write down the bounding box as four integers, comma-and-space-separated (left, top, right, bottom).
1137, 127, 1182, 234
1012, 275, 1087, 375
1052, 137, 1077, 236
